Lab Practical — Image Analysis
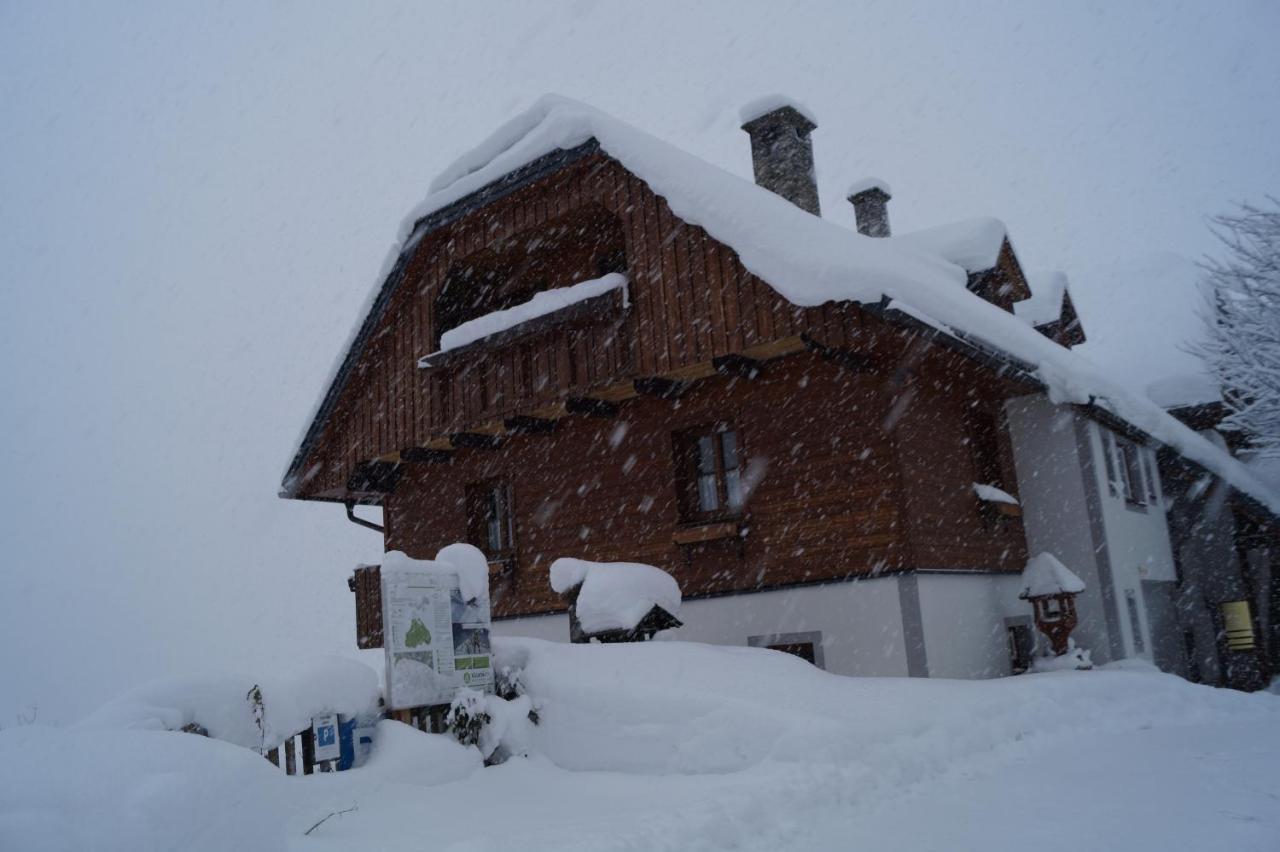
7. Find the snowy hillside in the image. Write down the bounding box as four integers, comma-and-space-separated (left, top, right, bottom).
3, 640, 1277, 851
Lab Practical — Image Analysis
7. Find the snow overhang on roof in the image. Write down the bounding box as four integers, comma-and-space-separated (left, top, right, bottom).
1013, 270, 1070, 328
281, 94, 1280, 515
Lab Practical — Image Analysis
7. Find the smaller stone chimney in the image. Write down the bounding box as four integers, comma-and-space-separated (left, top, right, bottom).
740, 98, 821, 216
848, 179, 892, 237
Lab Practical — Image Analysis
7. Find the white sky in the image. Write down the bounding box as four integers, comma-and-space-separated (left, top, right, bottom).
2, 0, 1278, 724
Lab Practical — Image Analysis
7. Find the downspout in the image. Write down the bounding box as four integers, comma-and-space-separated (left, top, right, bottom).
345, 501, 385, 534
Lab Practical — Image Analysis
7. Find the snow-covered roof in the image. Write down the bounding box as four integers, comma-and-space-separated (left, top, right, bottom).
284, 94, 1280, 515
1014, 269, 1070, 328
550, 557, 681, 634
1147, 373, 1221, 409
892, 217, 1008, 274
422, 273, 627, 363
1020, 552, 1086, 598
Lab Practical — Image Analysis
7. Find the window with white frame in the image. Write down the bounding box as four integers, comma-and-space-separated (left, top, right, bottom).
1102, 430, 1151, 507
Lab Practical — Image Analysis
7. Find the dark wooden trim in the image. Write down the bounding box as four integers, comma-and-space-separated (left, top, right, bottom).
800, 332, 875, 372
504, 415, 558, 435
712, 353, 763, 380
450, 432, 504, 450
565, 396, 618, 418
672, 520, 740, 545
633, 376, 690, 400
400, 447, 454, 464
345, 461, 402, 495
417, 287, 626, 370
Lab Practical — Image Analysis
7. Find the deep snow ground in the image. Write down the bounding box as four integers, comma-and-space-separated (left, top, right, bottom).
2, 640, 1278, 851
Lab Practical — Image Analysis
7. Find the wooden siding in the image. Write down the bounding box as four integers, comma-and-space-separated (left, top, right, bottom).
383, 352, 1024, 619
294, 154, 867, 500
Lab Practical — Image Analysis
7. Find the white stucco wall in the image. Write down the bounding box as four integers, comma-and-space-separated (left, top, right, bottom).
1005, 394, 1118, 662
493, 576, 912, 677
1005, 392, 1182, 666
916, 572, 1017, 678
1082, 420, 1178, 661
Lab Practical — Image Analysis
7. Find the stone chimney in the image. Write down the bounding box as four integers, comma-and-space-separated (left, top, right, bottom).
848, 179, 892, 237
740, 98, 821, 216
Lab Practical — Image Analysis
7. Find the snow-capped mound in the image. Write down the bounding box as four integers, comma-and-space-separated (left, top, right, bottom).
76, 657, 381, 750
550, 558, 681, 634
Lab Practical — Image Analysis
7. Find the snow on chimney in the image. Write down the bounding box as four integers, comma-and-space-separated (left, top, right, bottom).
739, 96, 821, 216
847, 178, 892, 237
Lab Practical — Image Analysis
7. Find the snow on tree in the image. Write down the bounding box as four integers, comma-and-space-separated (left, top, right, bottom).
1196, 198, 1280, 456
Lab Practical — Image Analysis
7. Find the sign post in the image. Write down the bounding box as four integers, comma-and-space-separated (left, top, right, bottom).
381, 562, 493, 714
312, 713, 340, 767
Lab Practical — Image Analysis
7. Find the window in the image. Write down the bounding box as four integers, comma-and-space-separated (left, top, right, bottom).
1117, 440, 1146, 505
1142, 450, 1160, 506
1103, 430, 1149, 506
769, 642, 816, 665
466, 480, 515, 562
1006, 621, 1034, 674
965, 406, 1008, 492
1125, 589, 1146, 654
749, 631, 825, 669
673, 425, 744, 522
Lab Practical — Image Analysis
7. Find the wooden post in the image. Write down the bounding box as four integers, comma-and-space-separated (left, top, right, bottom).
284, 737, 296, 775
301, 728, 315, 776
266, 746, 280, 768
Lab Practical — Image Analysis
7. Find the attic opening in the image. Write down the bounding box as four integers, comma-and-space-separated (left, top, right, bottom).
433, 203, 628, 348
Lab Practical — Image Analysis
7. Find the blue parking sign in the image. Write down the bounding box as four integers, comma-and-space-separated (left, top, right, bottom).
312, 713, 340, 762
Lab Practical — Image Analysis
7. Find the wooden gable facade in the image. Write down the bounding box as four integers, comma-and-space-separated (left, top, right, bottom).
285, 143, 1036, 619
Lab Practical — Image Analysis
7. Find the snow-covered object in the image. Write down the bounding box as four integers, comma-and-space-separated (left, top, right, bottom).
972, 482, 1019, 505
736, 94, 819, 127
6, 640, 1280, 851
549, 557, 681, 634
894, 217, 1008, 273
360, 719, 482, 786
1020, 552, 1086, 599
0, 726, 285, 852
425, 273, 628, 360
433, 542, 492, 603
291, 95, 1280, 515
383, 546, 489, 604
1014, 269, 1069, 328
847, 177, 892, 197
493, 636, 1271, 777
76, 657, 381, 750
1032, 639, 1094, 672
1147, 372, 1221, 408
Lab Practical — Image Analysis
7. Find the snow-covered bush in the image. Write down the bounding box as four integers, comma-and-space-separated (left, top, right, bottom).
76, 657, 382, 750
446, 687, 537, 764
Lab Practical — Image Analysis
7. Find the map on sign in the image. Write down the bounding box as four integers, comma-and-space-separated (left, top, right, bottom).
382, 565, 492, 709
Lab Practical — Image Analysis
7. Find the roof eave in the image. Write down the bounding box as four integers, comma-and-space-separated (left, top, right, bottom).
279, 140, 603, 500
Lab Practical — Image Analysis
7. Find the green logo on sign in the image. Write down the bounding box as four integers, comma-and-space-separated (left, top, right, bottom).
405, 618, 431, 648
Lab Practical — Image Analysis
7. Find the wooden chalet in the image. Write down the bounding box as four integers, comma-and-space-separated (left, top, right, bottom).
282, 96, 1276, 682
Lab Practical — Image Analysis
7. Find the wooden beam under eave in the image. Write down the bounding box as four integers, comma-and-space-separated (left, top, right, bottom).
712, 353, 763, 380
800, 332, 876, 372
633, 376, 690, 400
449, 432, 505, 450
504, 415, 558, 435
400, 447, 454, 464
565, 396, 618, 418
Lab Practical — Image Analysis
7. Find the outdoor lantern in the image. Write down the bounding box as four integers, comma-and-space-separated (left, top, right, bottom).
1019, 553, 1086, 657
